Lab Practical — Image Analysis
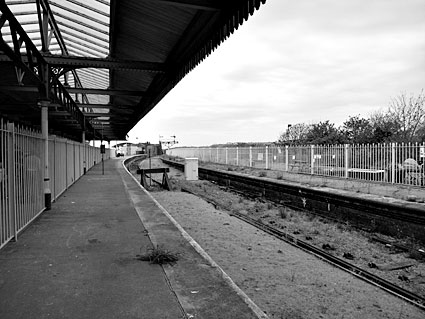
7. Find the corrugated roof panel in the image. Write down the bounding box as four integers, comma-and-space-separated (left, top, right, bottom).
113, 1, 197, 62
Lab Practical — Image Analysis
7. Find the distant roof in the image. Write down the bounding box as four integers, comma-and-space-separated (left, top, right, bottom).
0, 0, 267, 141
114, 142, 137, 148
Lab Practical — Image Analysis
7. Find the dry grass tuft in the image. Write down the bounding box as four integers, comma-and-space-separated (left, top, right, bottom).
279, 207, 291, 219
136, 245, 179, 265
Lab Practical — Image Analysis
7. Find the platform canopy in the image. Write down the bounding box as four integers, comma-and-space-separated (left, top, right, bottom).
0, 0, 266, 141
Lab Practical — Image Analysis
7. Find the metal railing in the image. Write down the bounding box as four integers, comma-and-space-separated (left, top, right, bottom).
166, 143, 425, 187
0, 118, 109, 249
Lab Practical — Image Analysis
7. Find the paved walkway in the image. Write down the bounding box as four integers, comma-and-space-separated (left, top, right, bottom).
0, 159, 263, 319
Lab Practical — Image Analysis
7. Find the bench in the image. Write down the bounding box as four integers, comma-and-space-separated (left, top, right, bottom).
289, 160, 309, 173
136, 167, 172, 190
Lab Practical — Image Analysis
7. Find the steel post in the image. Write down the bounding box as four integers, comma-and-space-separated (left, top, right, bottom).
311, 145, 315, 175
344, 144, 349, 179
40, 100, 51, 209
82, 131, 86, 174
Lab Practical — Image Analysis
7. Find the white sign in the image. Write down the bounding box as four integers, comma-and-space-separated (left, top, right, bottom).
257, 153, 263, 161
420, 146, 425, 158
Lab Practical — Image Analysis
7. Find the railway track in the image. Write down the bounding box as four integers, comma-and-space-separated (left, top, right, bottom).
161, 158, 425, 243
158, 157, 425, 310
178, 186, 425, 311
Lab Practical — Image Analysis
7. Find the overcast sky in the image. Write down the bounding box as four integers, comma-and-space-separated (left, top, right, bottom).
128, 0, 425, 147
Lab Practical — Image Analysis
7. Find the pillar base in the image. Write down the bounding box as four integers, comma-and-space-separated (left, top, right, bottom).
45, 193, 52, 210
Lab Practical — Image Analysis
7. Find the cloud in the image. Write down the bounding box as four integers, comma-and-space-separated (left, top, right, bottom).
129, 0, 425, 146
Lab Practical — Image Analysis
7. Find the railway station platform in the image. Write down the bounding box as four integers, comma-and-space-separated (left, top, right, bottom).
0, 159, 264, 319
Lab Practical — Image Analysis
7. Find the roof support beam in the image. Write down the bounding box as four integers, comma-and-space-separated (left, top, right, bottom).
35, 0, 49, 52
82, 112, 110, 117
0, 1, 49, 97
46, 55, 166, 72
0, 54, 165, 72
0, 85, 145, 96
37, 0, 91, 105
66, 87, 145, 96
77, 103, 134, 110
0, 2, 99, 138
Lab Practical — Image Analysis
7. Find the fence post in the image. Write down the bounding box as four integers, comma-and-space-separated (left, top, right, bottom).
344, 144, 349, 178
216, 147, 219, 163
310, 145, 315, 174
391, 143, 396, 184
236, 147, 239, 166
7, 123, 17, 241
65, 141, 68, 189
225, 147, 228, 165
52, 136, 56, 200
249, 146, 252, 167
265, 146, 269, 170
285, 145, 289, 171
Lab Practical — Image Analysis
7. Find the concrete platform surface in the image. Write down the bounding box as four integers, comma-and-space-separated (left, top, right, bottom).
0, 159, 263, 319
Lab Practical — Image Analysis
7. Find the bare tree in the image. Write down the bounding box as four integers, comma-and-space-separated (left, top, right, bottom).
278, 123, 311, 145
369, 109, 401, 142
388, 90, 425, 141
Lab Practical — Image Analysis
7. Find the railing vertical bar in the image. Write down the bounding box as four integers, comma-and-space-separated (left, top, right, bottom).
7, 123, 16, 241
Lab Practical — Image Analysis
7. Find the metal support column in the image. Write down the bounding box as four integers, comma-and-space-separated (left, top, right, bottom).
40, 100, 52, 210
82, 131, 86, 174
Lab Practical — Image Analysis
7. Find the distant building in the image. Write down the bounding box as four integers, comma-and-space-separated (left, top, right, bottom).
112, 142, 162, 157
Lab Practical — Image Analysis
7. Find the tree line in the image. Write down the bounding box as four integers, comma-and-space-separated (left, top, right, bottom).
278, 90, 425, 145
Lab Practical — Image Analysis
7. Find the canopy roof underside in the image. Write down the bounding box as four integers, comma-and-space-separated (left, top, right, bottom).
0, 0, 266, 141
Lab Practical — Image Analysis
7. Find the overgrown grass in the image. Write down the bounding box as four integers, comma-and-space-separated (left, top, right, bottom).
136, 245, 179, 265
279, 207, 291, 219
